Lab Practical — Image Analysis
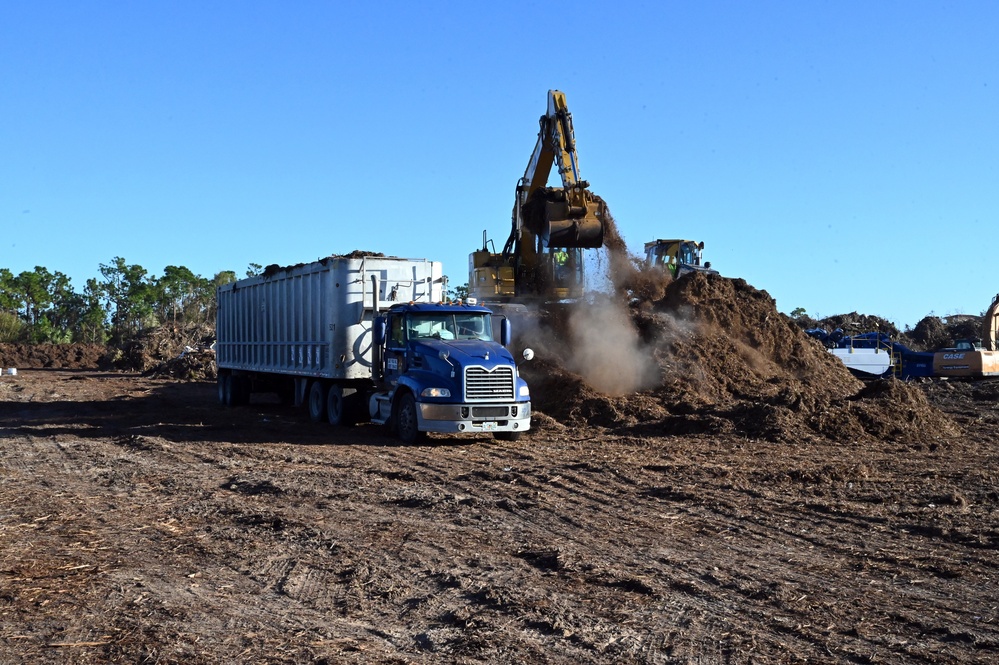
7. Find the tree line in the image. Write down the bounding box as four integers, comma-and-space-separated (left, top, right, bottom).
0, 258, 256, 345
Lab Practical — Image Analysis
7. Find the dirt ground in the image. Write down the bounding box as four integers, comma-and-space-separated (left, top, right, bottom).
2, 272, 999, 663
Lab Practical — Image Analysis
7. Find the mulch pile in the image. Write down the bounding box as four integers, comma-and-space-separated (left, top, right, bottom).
794, 311, 982, 352
521, 198, 959, 444
525, 273, 958, 443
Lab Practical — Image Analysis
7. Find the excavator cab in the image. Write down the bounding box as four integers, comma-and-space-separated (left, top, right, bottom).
469, 233, 584, 302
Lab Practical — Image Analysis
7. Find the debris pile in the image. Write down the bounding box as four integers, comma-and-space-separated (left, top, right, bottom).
526, 272, 958, 443
100, 322, 216, 377
144, 347, 217, 381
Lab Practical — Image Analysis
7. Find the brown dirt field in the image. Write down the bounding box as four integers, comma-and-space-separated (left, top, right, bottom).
3, 270, 999, 663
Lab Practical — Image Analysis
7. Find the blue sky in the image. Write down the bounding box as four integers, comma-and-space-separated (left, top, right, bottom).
3, 1, 996, 328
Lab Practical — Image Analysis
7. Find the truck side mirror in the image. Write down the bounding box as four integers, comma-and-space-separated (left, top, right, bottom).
501, 318, 512, 347
374, 317, 387, 345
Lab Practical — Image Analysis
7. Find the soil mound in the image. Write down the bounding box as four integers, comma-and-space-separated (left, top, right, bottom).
795, 312, 901, 339
527, 273, 957, 443
794, 311, 983, 353
0, 343, 105, 369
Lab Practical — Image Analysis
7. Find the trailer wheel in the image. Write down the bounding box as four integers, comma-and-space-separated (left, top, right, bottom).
308, 381, 329, 423
217, 373, 229, 405
394, 392, 425, 445
326, 385, 353, 426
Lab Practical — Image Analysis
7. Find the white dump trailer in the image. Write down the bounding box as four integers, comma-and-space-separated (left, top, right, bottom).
216, 254, 532, 443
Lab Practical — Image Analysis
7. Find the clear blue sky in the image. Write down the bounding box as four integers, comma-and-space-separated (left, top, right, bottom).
3, 1, 996, 328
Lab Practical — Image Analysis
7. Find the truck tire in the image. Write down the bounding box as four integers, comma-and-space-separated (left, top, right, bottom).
327, 385, 353, 426
394, 392, 425, 445
494, 431, 521, 442
308, 381, 328, 423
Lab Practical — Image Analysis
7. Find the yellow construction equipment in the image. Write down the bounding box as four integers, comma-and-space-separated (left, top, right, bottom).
644, 239, 717, 279
470, 90, 604, 303
932, 293, 999, 378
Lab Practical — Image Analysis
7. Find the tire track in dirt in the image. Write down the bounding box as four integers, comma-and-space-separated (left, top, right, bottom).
4, 370, 999, 663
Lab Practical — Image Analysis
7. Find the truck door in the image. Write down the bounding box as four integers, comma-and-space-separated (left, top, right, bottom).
383, 313, 407, 385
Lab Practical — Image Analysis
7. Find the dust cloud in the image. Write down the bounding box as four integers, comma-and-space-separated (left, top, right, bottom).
564, 294, 659, 395
559, 195, 674, 395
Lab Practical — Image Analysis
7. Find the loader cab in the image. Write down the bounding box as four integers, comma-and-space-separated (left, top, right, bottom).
644, 239, 712, 279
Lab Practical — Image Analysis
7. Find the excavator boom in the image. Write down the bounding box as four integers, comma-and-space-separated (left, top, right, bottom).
517, 91, 604, 249
470, 90, 605, 303
983, 293, 999, 351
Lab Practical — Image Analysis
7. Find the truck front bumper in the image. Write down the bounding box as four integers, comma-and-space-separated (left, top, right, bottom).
417, 401, 531, 434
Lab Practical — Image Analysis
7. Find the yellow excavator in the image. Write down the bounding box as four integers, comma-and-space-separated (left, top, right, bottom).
470, 90, 604, 303
932, 292, 999, 378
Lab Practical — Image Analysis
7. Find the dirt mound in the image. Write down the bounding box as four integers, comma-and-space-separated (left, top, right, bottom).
795, 312, 984, 353
842, 378, 961, 440
0, 343, 105, 369
522, 194, 958, 445
795, 312, 902, 339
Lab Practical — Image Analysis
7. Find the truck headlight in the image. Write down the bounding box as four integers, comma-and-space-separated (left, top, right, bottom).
518, 385, 530, 397
421, 387, 451, 398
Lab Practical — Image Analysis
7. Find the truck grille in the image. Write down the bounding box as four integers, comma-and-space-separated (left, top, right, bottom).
465, 366, 515, 401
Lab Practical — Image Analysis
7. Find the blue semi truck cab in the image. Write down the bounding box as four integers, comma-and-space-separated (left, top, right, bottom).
370, 301, 533, 443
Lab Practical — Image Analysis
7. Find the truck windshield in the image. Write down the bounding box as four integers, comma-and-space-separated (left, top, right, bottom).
408, 313, 493, 341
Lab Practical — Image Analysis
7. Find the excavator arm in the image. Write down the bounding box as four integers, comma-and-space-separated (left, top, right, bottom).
509, 90, 604, 252
983, 293, 999, 351
471, 90, 604, 303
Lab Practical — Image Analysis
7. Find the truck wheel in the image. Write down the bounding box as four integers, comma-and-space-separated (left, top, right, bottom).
394, 392, 425, 445
308, 381, 328, 423
326, 385, 353, 426
494, 431, 521, 442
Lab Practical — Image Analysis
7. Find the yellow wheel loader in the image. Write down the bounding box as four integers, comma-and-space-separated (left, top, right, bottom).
644, 239, 718, 279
